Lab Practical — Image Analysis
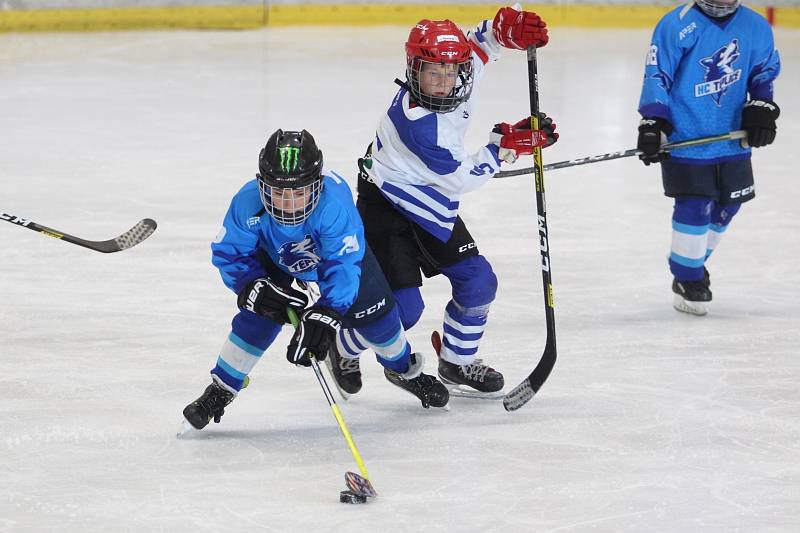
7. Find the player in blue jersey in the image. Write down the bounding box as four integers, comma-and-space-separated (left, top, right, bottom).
325, 7, 559, 399
637, 0, 780, 315
182, 129, 449, 430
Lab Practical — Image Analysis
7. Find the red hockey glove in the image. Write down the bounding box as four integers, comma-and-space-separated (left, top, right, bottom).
492, 5, 548, 50
490, 113, 558, 164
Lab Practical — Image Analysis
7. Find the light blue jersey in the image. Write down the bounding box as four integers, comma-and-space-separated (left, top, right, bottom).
638, 3, 780, 164
211, 172, 365, 315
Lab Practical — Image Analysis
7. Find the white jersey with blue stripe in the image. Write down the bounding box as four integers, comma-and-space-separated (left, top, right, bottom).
638, 3, 780, 164
365, 19, 503, 242
211, 172, 365, 315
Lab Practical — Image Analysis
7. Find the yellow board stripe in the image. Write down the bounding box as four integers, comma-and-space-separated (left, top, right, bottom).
1, 4, 798, 33
0, 6, 264, 32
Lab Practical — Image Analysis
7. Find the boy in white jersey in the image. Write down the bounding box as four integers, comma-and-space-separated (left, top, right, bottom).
327, 7, 559, 399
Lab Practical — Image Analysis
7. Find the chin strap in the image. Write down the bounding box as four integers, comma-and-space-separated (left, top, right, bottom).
394, 78, 410, 90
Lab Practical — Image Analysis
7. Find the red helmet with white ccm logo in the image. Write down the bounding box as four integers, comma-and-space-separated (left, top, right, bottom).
405, 19, 474, 113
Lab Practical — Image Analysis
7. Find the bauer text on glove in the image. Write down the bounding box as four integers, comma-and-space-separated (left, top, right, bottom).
741, 100, 779, 148
237, 277, 309, 324
286, 306, 342, 367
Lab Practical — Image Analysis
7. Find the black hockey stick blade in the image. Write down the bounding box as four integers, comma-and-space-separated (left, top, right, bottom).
1, 212, 157, 253
503, 336, 556, 412
345, 471, 377, 498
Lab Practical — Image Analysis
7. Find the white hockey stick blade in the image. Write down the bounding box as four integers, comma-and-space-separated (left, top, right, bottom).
503, 380, 535, 412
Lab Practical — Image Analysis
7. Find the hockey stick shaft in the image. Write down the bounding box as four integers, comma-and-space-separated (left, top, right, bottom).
495, 130, 748, 178
287, 309, 372, 484
503, 45, 557, 412
1, 212, 157, 253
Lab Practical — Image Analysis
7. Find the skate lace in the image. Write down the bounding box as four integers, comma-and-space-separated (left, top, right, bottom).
460, 359, 490, 383
199, 386, 233, 416
339, 356, 361, 376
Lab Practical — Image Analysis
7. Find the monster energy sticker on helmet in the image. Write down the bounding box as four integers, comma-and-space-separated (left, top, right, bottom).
279, 146, 300, 173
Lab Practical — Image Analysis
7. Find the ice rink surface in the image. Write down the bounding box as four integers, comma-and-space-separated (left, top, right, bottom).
1, 23, 799, 532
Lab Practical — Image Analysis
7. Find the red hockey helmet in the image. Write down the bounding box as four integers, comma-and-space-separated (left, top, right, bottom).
405, 19, 474, 113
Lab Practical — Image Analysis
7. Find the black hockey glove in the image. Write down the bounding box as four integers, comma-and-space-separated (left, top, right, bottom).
637, 118, 673, 166
286, 306, 342, 367
237, 277, 309, 324
741, 100, 780, 148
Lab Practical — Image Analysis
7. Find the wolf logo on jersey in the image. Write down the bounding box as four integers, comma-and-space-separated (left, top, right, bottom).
278, 235, 320, 273
696, 39, 742, 105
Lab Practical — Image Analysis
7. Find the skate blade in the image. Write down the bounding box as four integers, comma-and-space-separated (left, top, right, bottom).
446, 383, 505, 400
176, 418, 198, 438
387, 377, 450, 410
323, 356, 351, 402
673, 295, 708, 316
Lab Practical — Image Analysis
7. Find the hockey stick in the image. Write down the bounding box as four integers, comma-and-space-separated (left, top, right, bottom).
503, 45, 557, 412
494, 130, 748, 178
287, 309, 377, 500
1, 212, 157, 253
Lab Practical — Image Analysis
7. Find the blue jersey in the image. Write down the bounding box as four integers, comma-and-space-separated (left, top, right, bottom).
211, 172, 365, 315
638, 4, 780, 164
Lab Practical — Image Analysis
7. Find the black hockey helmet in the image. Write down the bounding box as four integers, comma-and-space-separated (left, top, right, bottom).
257, 129, 324, 225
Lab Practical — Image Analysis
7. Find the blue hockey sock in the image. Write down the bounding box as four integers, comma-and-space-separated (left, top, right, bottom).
669, 197, 713, 281
706, 202, 740, 259
211, 311, 281, 392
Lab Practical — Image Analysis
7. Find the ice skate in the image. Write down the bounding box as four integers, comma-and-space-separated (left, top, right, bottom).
383, 353, 449, 409
324, 341, 362, 399
181, 380, 236, 431
431, 331, 504, 399
672, 278, 712, 316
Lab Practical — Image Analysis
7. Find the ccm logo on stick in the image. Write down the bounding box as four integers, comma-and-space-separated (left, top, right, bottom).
1, 213, 31, 226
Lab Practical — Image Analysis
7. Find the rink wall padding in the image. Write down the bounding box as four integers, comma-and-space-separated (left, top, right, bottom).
1, 3, 798, 32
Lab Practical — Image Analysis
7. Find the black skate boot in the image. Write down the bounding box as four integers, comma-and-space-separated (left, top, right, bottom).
438, 358, 504, 395
672, 278, 712, 316
383, 353, 449, 409
431, 331, 504, 399
702, 267, 711, 289
325, 342, 362, 396
182, 380, 236, 430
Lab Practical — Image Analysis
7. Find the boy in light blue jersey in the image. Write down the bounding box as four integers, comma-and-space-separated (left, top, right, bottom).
182, 129, 448, 430
637, 0, 780, 315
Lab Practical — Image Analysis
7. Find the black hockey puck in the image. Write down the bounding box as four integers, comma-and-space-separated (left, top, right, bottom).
339, 489, 368, 504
